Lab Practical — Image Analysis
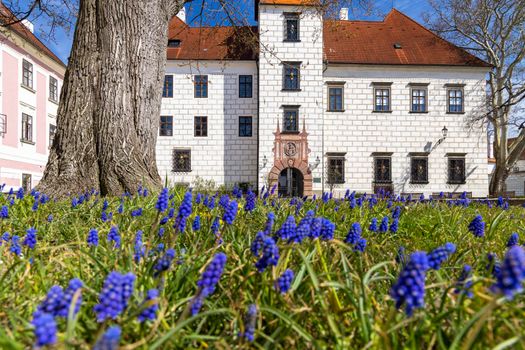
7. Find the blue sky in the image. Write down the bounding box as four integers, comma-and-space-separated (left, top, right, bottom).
23, 0, 432, 63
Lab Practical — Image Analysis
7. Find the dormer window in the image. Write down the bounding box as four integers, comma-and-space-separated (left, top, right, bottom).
168, 39, 181, 48
284, 13, 300, 42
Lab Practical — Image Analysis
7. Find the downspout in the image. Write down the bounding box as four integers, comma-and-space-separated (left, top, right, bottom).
256, 58, 260, 193
322, 60, 328, 195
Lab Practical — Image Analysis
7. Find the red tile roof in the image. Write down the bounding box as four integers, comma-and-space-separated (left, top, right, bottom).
0, 3, 65, 67
324, 9, 490, 67
259, 0, 318, 5
167, 9, 490, 68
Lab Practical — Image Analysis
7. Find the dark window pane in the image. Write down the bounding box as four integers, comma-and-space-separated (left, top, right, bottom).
194, 116, 208, 137
411, 89, 427, 112
23, 60, 33, 88
21, 113, 33, 142
285, 16, 299, 41
329, 87, 343, 111
410, 157, 428, 183
172, 149, 191, 172
239, 116, 252, 137
162, 75, 173, 98
49, 77, 58, 102
448, 89, 464, 113
283, 63, 300, 90
160, 115, 173, 136
283, 109, 298, 132
194, 75, 208, 98
239, 75, 253, 98
374, 157, 392, 183
167, 39, 181, 47
448, 158, 466, 184
327, 157, 345, 184
374, 88, 390, 111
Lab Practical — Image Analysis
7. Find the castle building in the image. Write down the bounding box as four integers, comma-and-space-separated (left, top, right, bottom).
157, 0, 491, 197
0, 3, 65, 192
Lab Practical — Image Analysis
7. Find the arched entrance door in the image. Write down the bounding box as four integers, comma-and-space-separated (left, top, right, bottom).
278, 167, 304, 197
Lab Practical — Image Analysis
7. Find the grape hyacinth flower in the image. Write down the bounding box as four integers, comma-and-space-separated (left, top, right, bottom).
392, 206, 401, 219
354, 238, 367, 253
192, 216, 201, 231
107, 226, 121, 249
245, 190, 256, 212
345, 222, 362, 245
507, 232, 519, 247
23, 227, 37, 249
154, 248, 176, 275
0, 232, 9, 246
10, 235, 21, 256
93, 271, 136, 322
190, 253, 227, 315
263, 212, 275, 235
276, 216, 296, 240
219, 195, 230, 209
32, 312, 57, 347
87, 228, 99, 247
379, 217, 389, 233
239, 304, 257, 342
454, 265, 474, 298
94, 325, 121, 350
138, 289, 159, 322
369, 218, 378, 232
251, 231, 265, 257
390, 251, 430, 316
468, 215, 485, 238
0, 205, 8, 218
275, 269, 294, 294
428, 242, 456, 270
389, 218, 399, 233
134, 230, 145, 263
58, 278, 84, 318
211, 217, 220, 234
155, 187, 169, 213
491, 245, 525, 299
35, 285, 64, 317
47, 214, 53, 222
255, 236, 279, 272
309, 217, 322, 239
131, 208, 143, 217
320, 218, 335, 241
223, 200, 238, 225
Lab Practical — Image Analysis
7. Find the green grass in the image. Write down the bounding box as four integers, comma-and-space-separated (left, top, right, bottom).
0, 190, 524, 349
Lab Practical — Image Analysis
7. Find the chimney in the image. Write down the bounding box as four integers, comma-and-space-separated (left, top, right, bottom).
339, 8, 349, 21
22, 19, 34, 33
176, 7, 186, 23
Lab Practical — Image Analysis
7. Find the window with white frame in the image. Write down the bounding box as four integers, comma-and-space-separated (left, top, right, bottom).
21, 113, 33, 142
22, 60, 33, 89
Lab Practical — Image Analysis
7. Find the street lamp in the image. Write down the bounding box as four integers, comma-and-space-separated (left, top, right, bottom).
442, 126, 448, 139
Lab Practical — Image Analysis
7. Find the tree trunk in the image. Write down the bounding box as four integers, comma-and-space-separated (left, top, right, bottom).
38, 0, 183, 197
489, 161, 508, 196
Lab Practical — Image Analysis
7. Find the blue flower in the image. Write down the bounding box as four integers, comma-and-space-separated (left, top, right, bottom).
396, 246, 407, 266
155, 188, 169, 213
93, 271, 136, 322
154, 249, 176, 275
369, 218, 378, 232
36, 285, 64, 317
219, 194, 230, 209
454, 265, 473, 298
102, 200, 109, 211
192, 216, 201, 231
468, 215, 485, 238
0, 232, 9, 246
492, 246, 525, 299
245, 190, 256, 212
389, 218, 399, 233
58, 278, 83, 318
94, 325, 121, 350
0, 205, 8, 218
107, 226, 121, 249
255, 236, 279, 272
31, 312, 57, 347
23, 227, 37, 249
138, 289, 159, 322
131, 208, 143, 217
10, 235, 21, 256
251, 231, 265, 257
320, 218, 335, 240
211, 217, 220, 234
196, 252, 227, 294
390, 251, 429, 316
239, 304, 257, 342
309, 217, 322, 239
507, 232, 519, 247
87, 229, 99, 247
134, 230, 145, 263
47, 214, 53, 222
290, 211, 314, 243
263, 212, 275, 235
379, 217, 389, 233
277, 216, 296, 240
428, 242, 456, 270
392, 206, 401, 219
223, 200, 238, 225
276, 269, 294, 294
354, 238, 367, 253
16, 187, 24, 199
345, 222, 362, 245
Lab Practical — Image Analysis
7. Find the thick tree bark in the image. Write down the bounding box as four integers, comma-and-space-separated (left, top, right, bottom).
38, 0, 183, 197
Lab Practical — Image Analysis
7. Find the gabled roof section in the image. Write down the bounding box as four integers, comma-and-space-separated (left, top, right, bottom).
0, 3, 65, 67
324, 9, 491, 67
167, 16, 257, 61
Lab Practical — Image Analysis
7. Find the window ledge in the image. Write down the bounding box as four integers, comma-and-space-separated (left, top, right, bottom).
374, 181, 393, 184
372, 110, 392, 113
281, 89, 302, 92
48, 98, 58, 105
409, 111, 428, 114
327, 110, 345, 113
21, 84, 35, 93
283, 39, 301, 43
328, 181, 345, 185
410, 181, 429, 185
172, 170, 192, 173
447, 181, 466, 185
162, 96, 173, 99
194, 96, 208, 99
239, 96, 253, 99
20, 139, 35, 145
281, 131, 300, 135
447, 111, 465, 115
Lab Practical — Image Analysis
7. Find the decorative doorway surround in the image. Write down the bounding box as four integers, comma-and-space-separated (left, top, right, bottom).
268, 121, 313, 197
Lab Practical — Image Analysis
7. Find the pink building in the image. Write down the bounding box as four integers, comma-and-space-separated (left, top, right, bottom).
0, 4, 66, 192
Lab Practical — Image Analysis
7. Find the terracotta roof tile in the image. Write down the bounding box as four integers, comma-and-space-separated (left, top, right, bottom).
0, 3, 65, 67
324, 9, 490, 67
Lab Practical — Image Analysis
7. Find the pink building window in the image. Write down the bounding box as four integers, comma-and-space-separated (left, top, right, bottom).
21, 113, 33, 142
22, 60, 33, 89
49, 76, 58, 102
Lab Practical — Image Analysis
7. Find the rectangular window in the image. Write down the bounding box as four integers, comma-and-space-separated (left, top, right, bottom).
283, 107, 299, 133
410, 156, 429, 184
448, 156, 466, 184
194, 75, 208, 98
22, 174, 32, 192
283, 62, 300, 91
284, 13, 300, 41
239, 116, 252, 137
162, 75, 173, 98
172, 149, 191, 172
49, 124, 56, 145
327, 154, 345, 184
22, 60, 33, 89
49, 76, 58, 102
194, 116, 208, 137
374, 157, 392, 183
159, 116, 173, 136
328, 86, 344, 111
374, 86, 391, 112
448, 88, 464, 113
21, 113, 33, 142
167, 39, 181, 47
411, 87, 427, 112
239, 75, 253, 98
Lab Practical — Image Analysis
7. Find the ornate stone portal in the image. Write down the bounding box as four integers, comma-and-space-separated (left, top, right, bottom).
268, 121, 313, 197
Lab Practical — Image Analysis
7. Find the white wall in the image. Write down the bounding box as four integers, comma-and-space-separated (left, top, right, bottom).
156, 60, 258, 187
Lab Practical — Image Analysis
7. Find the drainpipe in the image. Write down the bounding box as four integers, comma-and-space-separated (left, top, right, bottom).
321, 60, 328, 195
256, 59, 260, 194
